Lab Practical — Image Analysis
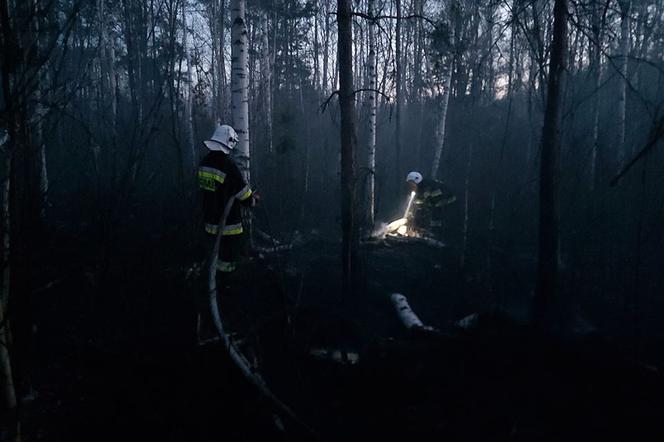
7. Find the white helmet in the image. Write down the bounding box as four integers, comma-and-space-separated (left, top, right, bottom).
406, 171, 423, 185
203, 124, 238, 154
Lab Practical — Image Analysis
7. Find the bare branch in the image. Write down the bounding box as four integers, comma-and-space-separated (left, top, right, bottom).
353, 88, 390, 101
610, 112, 664, 186
351, 12, 436, 27
319, 90, 340, 113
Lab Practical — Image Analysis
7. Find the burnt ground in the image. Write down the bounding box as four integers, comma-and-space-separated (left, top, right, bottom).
17, 225, 664, 441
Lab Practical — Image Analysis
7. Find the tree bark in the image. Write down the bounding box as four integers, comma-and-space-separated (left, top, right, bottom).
337, 0, 359, 294
617, 0, 631, 163
366, 0, 377, 227
533, 0, 568, 331
260, 10, 273, 154
0, 1, 19, 428
0, 151, 17, 427
589, 1, 604, 191
431, 68, 452, 179
460, 142, 472, 268
183, 0, 196, 173
394, 0, 402, 183
323, 0, 330, 94
231, 0, 250, 181
219, 0, 227, 121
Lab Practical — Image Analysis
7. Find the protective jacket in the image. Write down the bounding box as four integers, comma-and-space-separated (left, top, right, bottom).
198, 151, 253, 237
411, 179, 456, 230
414, 179, 456, 209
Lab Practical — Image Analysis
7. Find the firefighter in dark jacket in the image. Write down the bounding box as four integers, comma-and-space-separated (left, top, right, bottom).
197, 123, 258, 343
406, 171, 456, 238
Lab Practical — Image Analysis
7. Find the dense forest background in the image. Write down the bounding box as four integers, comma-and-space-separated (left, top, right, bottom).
2, 0, 664, 439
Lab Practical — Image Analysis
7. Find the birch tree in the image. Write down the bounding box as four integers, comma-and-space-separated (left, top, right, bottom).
365, 0, 377, 226
394, 0, 403, 182
231, 0, 250, 181
430, 6, 455, 180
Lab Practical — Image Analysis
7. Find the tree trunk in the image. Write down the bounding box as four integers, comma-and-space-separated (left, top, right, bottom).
590, 2, 603, 191
323, 0, 330, 94
0, 151, 17, 429
231, 0, 250, 181
431, 68, 452, 179
533, 0, 567, 331
460, 142, 473, 268
313, 0, 320, 90
122, 0, 144, 122
260, 10, 273, 154
394, 0, 402, 184
0, 0, 17, 423
180, 1, 196, 175
337, 0, 359, 294
617, 0, 631, 164
219, 0, 227, 121
366, 0, 377, 227
29, 0, 48, 220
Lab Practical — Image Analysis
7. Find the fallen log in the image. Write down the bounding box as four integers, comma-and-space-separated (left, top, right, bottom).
390, 293, 426, 330
389, 293, 442, 337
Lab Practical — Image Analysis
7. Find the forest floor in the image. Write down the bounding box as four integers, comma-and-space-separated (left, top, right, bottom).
18, 225, 664, 441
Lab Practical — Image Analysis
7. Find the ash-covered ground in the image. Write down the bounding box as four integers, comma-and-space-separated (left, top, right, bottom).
22, 228, 664, 441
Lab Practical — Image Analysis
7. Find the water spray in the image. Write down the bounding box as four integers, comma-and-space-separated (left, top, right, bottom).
403, 191, 416, 219
383, 191, 417, 236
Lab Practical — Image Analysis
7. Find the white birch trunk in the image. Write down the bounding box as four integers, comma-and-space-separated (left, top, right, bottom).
389, 293, 441, 335
366, 0, 377, 226
394, 0, 402, 180
208, 5, 218, 120
431, 69, 452, 179
231, 0, 250, 181
390, 293, 425, 330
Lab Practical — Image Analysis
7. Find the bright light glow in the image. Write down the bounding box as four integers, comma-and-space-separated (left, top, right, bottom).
403, 191, 417, 219
397, 225, 407, 235
387, 217, 408, 232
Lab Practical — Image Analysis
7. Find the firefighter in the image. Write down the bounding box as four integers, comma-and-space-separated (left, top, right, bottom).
405, 171, 456, 238
197, 123, 258, 343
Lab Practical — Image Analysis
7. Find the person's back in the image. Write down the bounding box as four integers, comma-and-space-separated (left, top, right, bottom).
199, 150, 251, 242
196, 124, 257, 344
407, 174, 456, 238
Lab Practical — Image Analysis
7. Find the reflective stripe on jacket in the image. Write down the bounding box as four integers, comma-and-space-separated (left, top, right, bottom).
198, 151, 253, 236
